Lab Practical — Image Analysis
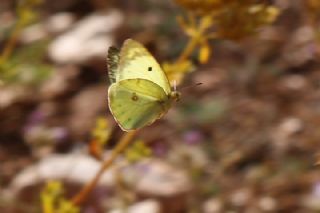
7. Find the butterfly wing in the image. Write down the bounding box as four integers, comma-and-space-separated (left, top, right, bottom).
108, 79, 171, 131
107, 46, 120, 84
115, 39, 171, 95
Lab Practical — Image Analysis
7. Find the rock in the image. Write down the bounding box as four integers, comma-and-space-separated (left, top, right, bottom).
19, 12, 75, 44
302, 195, 320, 211
168, 144, 209, 169
280, 75, 308, 91
276, 74, 310, 99
282, 26, 317, 67
20, 23, 48, 44
134, 160, 191, 213
0, 86, 20, 109
9, 153, 115, 195
271, 117, 303, 153
109, 200, 161, 213
45, 12, 75, 34
302, 181, 320, 211
9, 155, 191, 194
230, 188, 252, 207
24, 125, 69, 158
135, 160, 192, 197
67, 84, 107, 139
278, 117, 303, 134
203, 198, 223, 213
0, 85, 35, 109
292, 26, 315, 44
48, 10, 123, 64
258, 196, 277, 211
40, 65, 80, 99
9, 155, 190, 212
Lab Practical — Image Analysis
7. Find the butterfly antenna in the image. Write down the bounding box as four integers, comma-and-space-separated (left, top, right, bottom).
179, 82, 203, 91
173, 80, 177, 92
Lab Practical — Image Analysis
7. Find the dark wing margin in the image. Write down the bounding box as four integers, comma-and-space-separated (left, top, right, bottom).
107, 46, 120, 83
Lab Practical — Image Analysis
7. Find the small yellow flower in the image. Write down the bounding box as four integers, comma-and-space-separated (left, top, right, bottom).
41, 181, 79, 213
91, 117, 111, 146
162, 60, 194, 84
307, 0, 320, 11
174, 0, 280, 40
58, 200, 79, 213
198, 41, 211, 64
125, 140, 152, 163
263, 6, 280, 24
90, 117, 112, 159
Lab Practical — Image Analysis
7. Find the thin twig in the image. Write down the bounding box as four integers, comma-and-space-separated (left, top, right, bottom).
177, 33, 200, 63
176, 15, 212, 63
71, 130, 138, 205
0, 22, 23, 67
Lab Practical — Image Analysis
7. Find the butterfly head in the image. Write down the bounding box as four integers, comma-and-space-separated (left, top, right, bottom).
169, 80, 180, 102
169, 91, 181, 102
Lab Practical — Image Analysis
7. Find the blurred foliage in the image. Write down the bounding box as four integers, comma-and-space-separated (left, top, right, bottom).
5, 0, 319, 212
0, 40, 52, 85
124, 140, 152, 163
0, 0, 46, 85
163, 0, 279, 84
16, 0, 42, 26
89, 117, 112, 160
173, 98, 228, 126
307, 0, 320, 42
91, 117, 112, 144
41, 181, 79, 213
307, 0, 320, 21
174, 0, 279, 34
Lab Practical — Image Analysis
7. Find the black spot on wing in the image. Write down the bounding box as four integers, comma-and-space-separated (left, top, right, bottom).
131, 92, 139, 101
148, 67, 152, 71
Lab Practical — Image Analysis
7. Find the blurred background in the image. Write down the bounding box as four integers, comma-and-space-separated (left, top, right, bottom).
1, 0, 320, 212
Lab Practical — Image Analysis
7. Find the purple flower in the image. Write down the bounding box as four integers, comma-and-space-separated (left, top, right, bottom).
312, 181, 320, 198
183, 130, 204, 145
23, 109, 45, 133
51, 127, 68, 143
135, 163, 151, 174
152, 143, 168, 157
28, 109, 45, 124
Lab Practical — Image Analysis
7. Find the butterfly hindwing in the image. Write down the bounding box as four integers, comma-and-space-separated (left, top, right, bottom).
108, 79, 170, 131
116, 39, 171, 94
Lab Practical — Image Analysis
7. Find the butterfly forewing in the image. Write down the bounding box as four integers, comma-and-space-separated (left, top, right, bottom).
116, 39, 171, 95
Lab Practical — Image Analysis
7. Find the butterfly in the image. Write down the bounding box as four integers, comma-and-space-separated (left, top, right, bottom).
107, 39, 180, 131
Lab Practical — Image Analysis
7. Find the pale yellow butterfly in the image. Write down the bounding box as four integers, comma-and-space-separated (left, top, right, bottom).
107, 39, 180, 131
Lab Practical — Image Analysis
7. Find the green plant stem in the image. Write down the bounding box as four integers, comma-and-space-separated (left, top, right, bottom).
71, 131, 138, 205
0, 22, 23, 67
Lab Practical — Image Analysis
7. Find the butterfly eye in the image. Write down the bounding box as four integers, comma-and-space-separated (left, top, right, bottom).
148, 67, 152, 71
